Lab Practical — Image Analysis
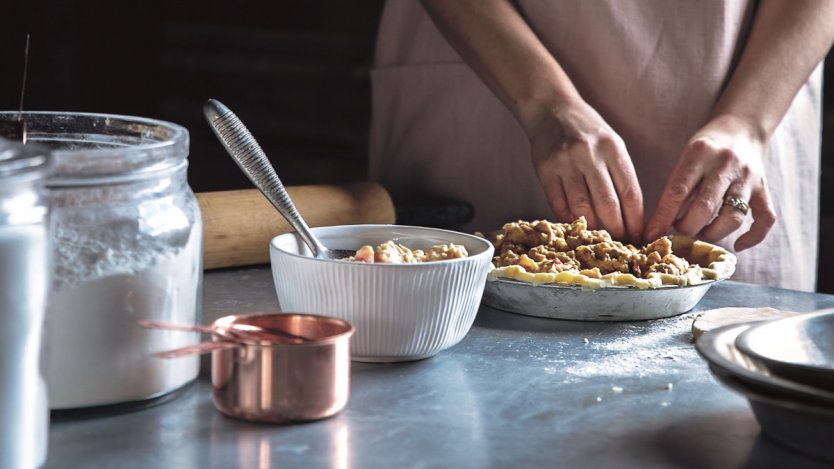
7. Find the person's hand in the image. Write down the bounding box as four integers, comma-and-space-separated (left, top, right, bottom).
644, 115, 776, 251
527, 101, 644, 242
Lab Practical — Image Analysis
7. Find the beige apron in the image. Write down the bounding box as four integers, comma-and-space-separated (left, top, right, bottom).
370, 0, 822, 291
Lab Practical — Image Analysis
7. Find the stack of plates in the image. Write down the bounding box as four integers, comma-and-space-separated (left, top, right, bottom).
695, 310, 834, 463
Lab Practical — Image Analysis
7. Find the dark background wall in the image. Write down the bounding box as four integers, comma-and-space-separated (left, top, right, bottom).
2, 0, 385, 190
2, 2, 832, 293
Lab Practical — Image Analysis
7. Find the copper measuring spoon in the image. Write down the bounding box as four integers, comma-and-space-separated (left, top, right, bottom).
138, 319, 312, 359
152, 341, 241, 359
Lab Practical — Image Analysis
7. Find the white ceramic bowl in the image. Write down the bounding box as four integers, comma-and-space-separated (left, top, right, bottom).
270, 225, 495, 362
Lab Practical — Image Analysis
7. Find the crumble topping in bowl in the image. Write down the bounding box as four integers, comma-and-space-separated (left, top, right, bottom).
347, 241, 469, 264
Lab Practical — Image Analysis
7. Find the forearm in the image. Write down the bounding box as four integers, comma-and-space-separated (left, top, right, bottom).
419, 0, 582, 136
421, 0, 645, 240
711, 0, 834, 141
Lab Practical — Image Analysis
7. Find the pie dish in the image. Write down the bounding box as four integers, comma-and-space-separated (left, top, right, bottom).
487, 217, 736, 289
480, 217, 736, 321
697, 322, 834, 462
733, 310, 834, 391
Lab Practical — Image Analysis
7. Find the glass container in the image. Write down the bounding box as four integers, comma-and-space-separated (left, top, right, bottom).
1, 111, 204, 411
0, 137, 51, 468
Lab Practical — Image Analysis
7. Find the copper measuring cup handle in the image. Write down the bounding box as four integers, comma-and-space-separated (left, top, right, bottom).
152, 341, 240, 359
136, 319, 312, 344
137, 319, 217, 335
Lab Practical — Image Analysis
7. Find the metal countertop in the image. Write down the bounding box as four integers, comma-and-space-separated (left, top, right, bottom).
45, 266, 834, 469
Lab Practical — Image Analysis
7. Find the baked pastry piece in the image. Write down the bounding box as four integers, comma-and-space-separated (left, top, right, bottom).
488, 217, 736, 289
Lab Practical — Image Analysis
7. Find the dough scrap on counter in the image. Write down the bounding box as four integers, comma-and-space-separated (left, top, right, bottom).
691, 307, 798, 339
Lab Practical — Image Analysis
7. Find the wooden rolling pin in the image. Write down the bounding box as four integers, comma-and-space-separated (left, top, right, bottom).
196, 182, 395, 270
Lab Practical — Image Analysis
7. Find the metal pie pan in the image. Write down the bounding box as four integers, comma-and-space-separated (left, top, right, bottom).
709, 367, 834, 463
734, 310, 834, 391
481, 277, 720, 321
695, 322, 834, 408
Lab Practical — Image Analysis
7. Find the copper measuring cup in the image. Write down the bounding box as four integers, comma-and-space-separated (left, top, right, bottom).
209, 313, 354, 423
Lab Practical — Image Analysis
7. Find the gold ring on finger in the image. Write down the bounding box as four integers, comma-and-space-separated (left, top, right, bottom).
723, 196, 749, 215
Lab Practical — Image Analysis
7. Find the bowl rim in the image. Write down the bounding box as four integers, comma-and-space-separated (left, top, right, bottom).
270, 223, 495, 266
212, 312, 355, 347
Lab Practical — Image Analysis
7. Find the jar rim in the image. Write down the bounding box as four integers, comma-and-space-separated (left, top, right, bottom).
0, 111, 189, 187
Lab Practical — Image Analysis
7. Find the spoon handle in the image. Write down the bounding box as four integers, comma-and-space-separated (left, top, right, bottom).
203, 99, 324, 258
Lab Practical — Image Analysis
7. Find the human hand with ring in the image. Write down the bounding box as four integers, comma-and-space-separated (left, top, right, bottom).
644, 115, 776, 251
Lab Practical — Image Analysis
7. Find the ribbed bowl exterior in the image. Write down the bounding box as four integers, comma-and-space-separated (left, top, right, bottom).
270, 225, 494, 362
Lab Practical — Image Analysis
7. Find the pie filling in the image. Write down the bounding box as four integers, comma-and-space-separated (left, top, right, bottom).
488, 217, 736, 289
347, 241, 469, 264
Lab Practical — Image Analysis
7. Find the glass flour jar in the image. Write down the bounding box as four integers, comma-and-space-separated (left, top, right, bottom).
7, 111, 204, 411
0, 137, 51, 468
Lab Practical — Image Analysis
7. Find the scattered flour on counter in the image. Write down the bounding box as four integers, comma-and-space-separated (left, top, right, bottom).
561, 313, 697, 381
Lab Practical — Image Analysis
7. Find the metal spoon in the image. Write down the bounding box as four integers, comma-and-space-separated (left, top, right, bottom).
203, 98, 354, 260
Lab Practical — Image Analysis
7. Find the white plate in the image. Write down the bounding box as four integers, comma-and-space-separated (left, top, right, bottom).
481, 277, 720, 321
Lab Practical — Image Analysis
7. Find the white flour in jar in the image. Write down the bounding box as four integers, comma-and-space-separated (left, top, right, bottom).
46, 216, 202, 409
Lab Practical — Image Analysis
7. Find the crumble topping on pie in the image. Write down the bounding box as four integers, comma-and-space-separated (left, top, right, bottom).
488, 217, 736, 289
347, 241, 468, 264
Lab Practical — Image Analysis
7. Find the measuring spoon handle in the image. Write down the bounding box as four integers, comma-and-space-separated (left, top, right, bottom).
137, 319, 216, 335
152, 341, 240, 359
